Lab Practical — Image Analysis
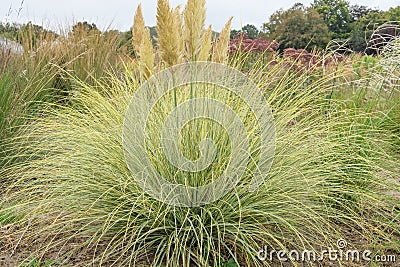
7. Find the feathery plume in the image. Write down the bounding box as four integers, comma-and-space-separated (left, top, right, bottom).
132, 4, 145, 54
183, 0, 206, 60
140, 28, 155, 78
212, 17, 233, 63
173, 6, 185, 61
156, 0, 184, 66
132, 4, 154, 78
198, 25, 212, 61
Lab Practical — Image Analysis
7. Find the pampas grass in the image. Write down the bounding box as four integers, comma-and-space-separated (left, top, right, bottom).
212, 17, 232, 64
156, 0, 184, 66
183, 0, 206, 60
132, 0, 232, 68
0, 1, 399, 267
1, 52, 399, 266
132, 4, 146, 54
133, 4, 155, 78
198, 25, 213, 61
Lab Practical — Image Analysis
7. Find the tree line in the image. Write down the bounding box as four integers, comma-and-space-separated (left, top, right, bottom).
231, 0, 400, 53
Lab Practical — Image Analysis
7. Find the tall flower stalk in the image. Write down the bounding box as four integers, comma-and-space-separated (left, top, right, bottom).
132, 0, 233, 68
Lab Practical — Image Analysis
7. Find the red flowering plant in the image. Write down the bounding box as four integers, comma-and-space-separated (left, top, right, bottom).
229, 33, 346, 85
229, 33, 279, 53
282, 48, 346, 74
229, 33, 279, 69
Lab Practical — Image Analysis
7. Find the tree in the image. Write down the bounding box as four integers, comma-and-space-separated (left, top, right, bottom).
348, 6, 400, 53
230, 24, 260, 39
386, 6, 400, 21
148, 26, 158, 45
71, 21, 100, 37
312, 0, 351, 39
349, 10, 388, 52
230, 29, 240, 39
367, 7, 400, 53
264, 3, 331, 51
0, 22, 20, 40
241, 24, 260, 39
262, 8, 284, 35
17, 22, 58, 49
350, 5, 379, 22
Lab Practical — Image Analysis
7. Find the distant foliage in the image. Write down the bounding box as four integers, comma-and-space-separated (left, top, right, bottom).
349, 11, 388, 52
369, 24, 400, 53
312, 0, 351, 39
349, 7, 400, 53
264, 3, 331, 51
70, 21, 100, 37
263, 1, 400, 53
283, 48, 345, 72
18, 22, 58, 50
0, 23, 20, 40
350, 4, 379, 22
230, 24, 260, 40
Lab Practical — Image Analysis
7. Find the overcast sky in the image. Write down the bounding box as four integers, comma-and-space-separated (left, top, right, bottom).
2, 0, 400, 32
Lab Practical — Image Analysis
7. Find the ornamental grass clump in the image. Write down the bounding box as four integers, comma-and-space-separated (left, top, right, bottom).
334, 29, 400, 157
0, 20, 126, 172
0, 0, 399, 266
2, 55, 399, 266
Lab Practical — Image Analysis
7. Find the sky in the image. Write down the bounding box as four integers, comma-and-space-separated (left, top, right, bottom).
2, 0, 400, 32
